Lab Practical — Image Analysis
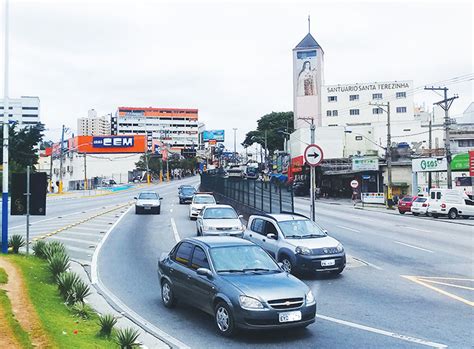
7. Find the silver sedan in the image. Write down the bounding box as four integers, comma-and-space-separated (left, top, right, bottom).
196, 205, 245, 237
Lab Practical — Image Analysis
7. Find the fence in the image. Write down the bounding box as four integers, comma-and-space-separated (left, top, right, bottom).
200, 174, 294, 214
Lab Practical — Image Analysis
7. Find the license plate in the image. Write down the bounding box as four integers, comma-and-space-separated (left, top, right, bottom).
144, 206, 151, 210
321, 259, 335, 267
279, 311, 302, 323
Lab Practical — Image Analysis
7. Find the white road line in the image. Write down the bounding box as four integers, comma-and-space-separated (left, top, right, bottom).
317, 314, 447, 348
171, 218, 181, 242
336, 225, 360, 233
351, 256, 383, 270
404, 226, 432, 233
394, 241, 434, 253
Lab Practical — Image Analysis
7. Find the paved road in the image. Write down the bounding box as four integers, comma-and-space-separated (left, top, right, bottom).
98, 178, 473, 349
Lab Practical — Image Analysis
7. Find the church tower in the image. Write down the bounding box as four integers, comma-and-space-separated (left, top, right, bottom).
293, 19, 324, 129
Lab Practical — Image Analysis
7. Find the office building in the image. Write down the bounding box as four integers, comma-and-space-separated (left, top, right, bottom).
0, 96, 40, 128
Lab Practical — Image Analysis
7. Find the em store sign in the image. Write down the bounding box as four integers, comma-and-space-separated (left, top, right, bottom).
93, 136, 134, 148
412, 158, 447, 172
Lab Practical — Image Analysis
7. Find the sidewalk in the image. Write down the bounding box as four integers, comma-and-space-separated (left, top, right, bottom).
297, 196, 400, 215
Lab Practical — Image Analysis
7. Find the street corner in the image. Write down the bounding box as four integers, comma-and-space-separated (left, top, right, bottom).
401, 275, 474, 307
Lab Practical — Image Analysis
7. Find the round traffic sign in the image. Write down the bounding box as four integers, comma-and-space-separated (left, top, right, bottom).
304, 144, 324, 167
350, 180, 359, 189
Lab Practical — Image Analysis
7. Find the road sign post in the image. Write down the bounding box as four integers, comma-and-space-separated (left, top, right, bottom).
304, 144, 324, 221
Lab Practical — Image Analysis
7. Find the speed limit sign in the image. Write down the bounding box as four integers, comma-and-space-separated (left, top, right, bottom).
350, 180, 359, 189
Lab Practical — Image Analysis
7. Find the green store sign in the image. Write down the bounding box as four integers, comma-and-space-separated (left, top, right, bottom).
450, 153, 469, 171
420, 159, 440, 170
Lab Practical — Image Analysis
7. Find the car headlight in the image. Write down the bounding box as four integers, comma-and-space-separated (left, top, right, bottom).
295, 246, 311, 255
203, 225, 216, 231
239, 295, 265, 310
306, 290, 315, 305
336, 243, 344, 253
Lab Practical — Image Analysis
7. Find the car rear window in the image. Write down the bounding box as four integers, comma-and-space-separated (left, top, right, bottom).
415, 197, 427, 202
401, 197, 413, 202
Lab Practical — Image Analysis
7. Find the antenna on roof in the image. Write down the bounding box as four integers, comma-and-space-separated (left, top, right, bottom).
308, 15, 311, 33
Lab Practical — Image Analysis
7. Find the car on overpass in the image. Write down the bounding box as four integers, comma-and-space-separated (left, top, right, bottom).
243, 213, 345, 275
189, 193, 216, 220
134, 191, 162, 214
196, 205, 245, 237
158, 237, 316, 336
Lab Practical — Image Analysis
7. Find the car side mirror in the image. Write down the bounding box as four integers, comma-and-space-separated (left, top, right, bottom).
134, 196, 137, 200
238, 215, 243, 219
196, 268, 213, 278
160, 197, 163, 200
266, 233, 277, 240
323, 230, 328, 234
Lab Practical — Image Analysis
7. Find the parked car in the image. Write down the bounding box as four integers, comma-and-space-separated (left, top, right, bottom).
189, 193, 216, 220
135, 191, 162, 214
410, 197, 429, 216
243, 213, 345, 275
179, 186, 197, 204
196, 205, 245, 237
398, 196, 417, 214
158, 237, 316, 336
427, 189, 474, 219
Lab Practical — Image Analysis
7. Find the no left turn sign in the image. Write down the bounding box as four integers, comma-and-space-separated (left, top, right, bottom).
304, 144, 324, 167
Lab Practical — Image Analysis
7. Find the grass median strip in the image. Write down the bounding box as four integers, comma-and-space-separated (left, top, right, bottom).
1, 255, 116, 348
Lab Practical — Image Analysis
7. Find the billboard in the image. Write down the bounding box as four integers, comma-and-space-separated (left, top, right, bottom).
412, 158, 447, 172
202, 130, 225, 142
352, 157, 379, 171
11, 172, 47, 216
92, 136, 134, 148
72, 136, 146, 154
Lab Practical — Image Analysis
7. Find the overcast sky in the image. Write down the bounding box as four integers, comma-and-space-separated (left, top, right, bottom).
1, 0, 472, 150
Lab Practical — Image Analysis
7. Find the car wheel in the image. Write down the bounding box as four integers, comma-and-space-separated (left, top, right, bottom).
280, 255, 294, 274
398, 210, 405, 214
135, 207, 140, 214
448, 209, 458, 219
214, 302, 236, 337
462, 215, 470, 219
161, 280, 176, 308
432, 214, 439, 218
197, 226, 201, 236
413, 213, 419, 216
157, 207, 161, 214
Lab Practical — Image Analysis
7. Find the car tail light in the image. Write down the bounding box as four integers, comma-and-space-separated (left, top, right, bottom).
422, 203, 427, 207
441, 203, 446, 209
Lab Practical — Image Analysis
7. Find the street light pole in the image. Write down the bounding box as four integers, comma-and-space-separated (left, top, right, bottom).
233, 128, 237, 163
2, 0, 10, 253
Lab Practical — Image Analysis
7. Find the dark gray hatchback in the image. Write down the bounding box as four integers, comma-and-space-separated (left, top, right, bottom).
158, 237, 317, 336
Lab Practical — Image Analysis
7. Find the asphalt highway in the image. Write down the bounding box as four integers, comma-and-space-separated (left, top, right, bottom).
97, 178, 474, 349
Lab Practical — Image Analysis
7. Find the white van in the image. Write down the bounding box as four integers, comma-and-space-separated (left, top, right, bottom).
427, 189, 474, 219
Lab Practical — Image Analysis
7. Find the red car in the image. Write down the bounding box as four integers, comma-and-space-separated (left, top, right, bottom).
398, 196, 417, 214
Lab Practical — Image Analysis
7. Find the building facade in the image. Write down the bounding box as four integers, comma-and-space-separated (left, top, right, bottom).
77, 109, 111, 136
112, 107, 199, 151
0, 96, 40, 128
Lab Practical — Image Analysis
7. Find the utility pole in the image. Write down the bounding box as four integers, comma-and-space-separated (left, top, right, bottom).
83, 153, 87, 190
428, 107, 433, 191
369, 101, 392, 208
264, 130, 268, 170
233, 128, 237, 163
59, 124, 65, 193
424, 86, 458, 189
298, 116, 316, 221
25, 166, 30, 255
2, 0, 10, 253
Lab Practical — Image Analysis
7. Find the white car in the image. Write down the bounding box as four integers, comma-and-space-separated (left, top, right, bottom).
410, 197, 429, 216
189, 193, 216, 220
196, 205, 245, 237
427, 189, 474, 219
135, 191, 162, 214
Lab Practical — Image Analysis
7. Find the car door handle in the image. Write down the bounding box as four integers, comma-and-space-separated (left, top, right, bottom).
249, 234, 253, 237
262, 239, 266, 242
187, 275, 192, 280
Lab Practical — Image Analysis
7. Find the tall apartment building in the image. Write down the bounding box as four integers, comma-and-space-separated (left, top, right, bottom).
0, 96, 40, 128
112, 107, 199, 150
77, 109, 111, 136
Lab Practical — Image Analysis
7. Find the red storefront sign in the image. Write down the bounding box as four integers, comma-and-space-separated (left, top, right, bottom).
469, 151, 474, 177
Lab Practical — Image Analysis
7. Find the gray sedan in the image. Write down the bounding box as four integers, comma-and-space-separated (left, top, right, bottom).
196, 205, 245, 237
158, 237, 316, 336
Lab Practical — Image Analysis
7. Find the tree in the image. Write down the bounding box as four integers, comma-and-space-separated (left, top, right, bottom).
242, 111, 294, 154
0, 123, 45, 173
135, 153, 163, 176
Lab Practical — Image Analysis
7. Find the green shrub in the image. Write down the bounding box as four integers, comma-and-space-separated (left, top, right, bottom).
115, 327, 140, 348
32, 240, 48, 259
8, 234, 25, 254
71, 302, 94, 319
47, 252, 70, 280
44, 241, 67, 260
57, 272, 81, 301
70, 279, 91, 304
98, 314, 117, 337
0, 267, 7, 284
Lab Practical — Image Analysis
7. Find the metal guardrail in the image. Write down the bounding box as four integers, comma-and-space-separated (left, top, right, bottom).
200, 174, 294, 214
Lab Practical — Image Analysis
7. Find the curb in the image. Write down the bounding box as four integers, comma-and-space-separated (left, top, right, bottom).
91, 205, 190, 349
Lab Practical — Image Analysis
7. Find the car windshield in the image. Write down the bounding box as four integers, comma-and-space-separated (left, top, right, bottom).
138, 193, 158, 200
204, 207, 238, 219
181, 188, 196, 195
194, 196, 215, 204
278, 219, 327, 238
210, 245, 280, 273
415, 197, 427, 202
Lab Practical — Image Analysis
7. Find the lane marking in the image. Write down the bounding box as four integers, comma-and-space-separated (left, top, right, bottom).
415, 277, 474, 281
336, 225, 360, 233
317, 314, 447, 348
402, 275, 474, 307
404, 226, 432, 233
394, 241, 434, 253
420, 279, 474, 291
351, 256, 383, 270
171, 218, 181, 242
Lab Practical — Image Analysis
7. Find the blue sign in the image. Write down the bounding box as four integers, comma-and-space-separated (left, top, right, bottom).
202, 130, 225, 142
92, 136, 134, 148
